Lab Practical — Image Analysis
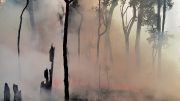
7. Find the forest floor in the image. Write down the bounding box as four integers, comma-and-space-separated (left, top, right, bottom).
70, 88, 179, 101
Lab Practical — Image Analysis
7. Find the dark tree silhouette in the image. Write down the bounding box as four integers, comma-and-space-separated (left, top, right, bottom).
63, 0, 74, 100
49, 45, 55, 90
146, 0, 173, 74
4, 83, 10, 101
13, 84, 22, 101
17, 0, 29, 56
128, 0, 156, 65
120, 0, 136, 54
157, 0, 173, 69
14, 0, 37, 40
40, 45, 55, 101
17, 0, 29, 81
97, 0, 102, 59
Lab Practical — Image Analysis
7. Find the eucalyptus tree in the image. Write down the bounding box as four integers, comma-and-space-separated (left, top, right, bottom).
63, 0, 74, 100
17, 0, 29, 80
15, 0, 37, 37
97, 0, 118, 61
120, 0, 136, 54
128, 0, 156, 65
70, 0, 83, 57
95, 0, 118, 92
147, 0, 173, 71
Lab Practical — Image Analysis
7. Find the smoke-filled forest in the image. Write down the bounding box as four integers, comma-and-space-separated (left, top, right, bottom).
0, 0, 180, 101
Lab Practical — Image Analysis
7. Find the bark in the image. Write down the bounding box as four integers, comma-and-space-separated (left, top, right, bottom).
135, 5, 143, 65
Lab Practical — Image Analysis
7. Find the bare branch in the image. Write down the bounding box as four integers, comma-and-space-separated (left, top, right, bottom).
123, 6, 130, 15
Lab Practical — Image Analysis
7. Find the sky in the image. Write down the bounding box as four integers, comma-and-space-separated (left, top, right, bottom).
0, 0, 180, 100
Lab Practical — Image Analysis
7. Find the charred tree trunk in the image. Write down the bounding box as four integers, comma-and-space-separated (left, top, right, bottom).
135, 5, 143, 65
64, 4, 70, 100
49, 45, 55, 90
17, 0, 29, 81
63, 0, 73, 100
17, 0, 29, 56
162, 0, 166, 33
157, 0, 162, 69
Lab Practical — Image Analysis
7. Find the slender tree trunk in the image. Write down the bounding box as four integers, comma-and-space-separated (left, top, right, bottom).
158, 0, 166, 74
104, 1, 118, 62
157, 0, 162, 69
49, 45, 55, 90
17, 0, 29, 81
97, 0, 101, 59
157, 0, 161, 32
76, 9, 83, 57
125, 34, 129, 54
63, 3, 70, 100
135, 6, 143, 65
98, 64, 101, 92
162, 0, 166, 33
18, 0, 29, 57
97, 36, 101, 59
121, 5, 136, 55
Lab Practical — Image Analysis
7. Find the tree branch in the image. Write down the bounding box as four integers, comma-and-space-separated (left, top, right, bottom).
123, 6, 130, 15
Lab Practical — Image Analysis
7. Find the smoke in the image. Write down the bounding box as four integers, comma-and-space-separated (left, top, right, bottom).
0, 0, 180, 101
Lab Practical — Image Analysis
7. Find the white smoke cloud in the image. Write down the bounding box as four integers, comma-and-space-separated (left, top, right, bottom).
0, 0, 180, 101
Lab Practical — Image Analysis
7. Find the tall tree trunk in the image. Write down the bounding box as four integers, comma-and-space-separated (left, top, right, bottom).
157, 0, 162, 69
17, 0, 29, 81
76, 9, 83, 57
162, 0, 166, 33
63, 2, 70, 100
104, 0, 118, 62
158, 0, 166, 74
125, 34, 129, 54
18, 0, 29, 57
121, 5, 136, 55
49, 45, 55, 90
97, 0, 101, 59
135, 6, 143, 65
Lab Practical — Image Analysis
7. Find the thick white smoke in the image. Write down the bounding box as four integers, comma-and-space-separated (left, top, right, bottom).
0, 0, 180, 101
